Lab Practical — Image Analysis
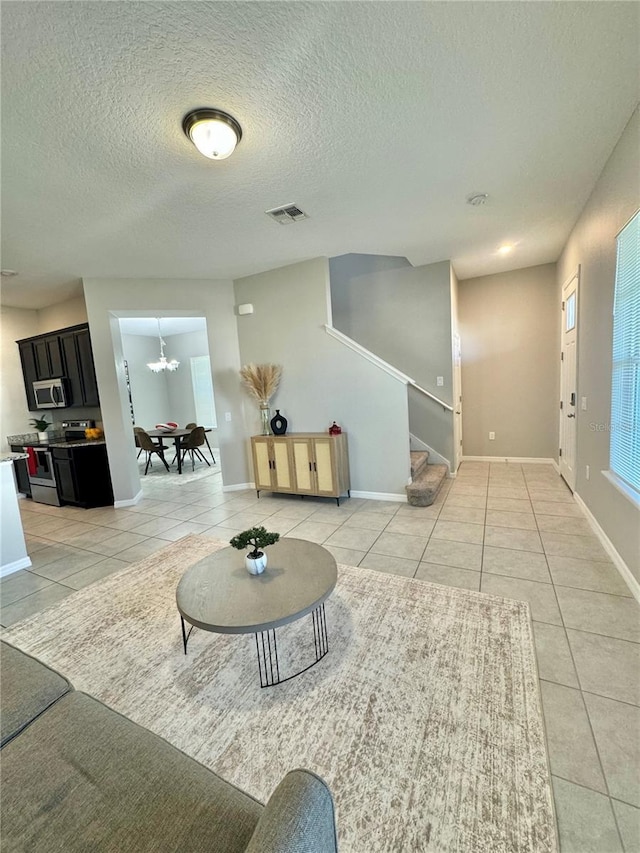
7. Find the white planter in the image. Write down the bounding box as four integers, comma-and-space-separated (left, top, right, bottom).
37, 432, 49, 443
245, 551, 267, 575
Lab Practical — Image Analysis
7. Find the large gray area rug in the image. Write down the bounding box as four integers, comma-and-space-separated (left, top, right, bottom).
138, 451, 220, 483
5, 535, 557, 852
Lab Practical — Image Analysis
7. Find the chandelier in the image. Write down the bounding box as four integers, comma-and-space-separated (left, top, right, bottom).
147, 319, 179, 373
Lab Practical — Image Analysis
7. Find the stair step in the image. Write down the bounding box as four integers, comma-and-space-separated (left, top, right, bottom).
410, 450, 429, 478
406, 464, 448, 507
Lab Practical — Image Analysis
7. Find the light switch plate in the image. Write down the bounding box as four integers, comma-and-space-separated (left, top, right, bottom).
489, 431, 495, 440
581, 397, 588, 411
225, 412, 232, 422
436, 376, 444, 387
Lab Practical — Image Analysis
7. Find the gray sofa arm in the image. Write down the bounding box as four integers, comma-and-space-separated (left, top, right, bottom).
245, 769, 338, 853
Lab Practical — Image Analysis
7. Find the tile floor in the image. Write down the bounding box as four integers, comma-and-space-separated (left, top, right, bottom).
2, 461, 639, 851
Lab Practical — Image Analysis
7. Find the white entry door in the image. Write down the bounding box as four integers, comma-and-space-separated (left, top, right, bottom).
559, 269, 580, 490
453, 333, 463, 472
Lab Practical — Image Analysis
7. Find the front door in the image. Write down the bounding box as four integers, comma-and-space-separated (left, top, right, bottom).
559, 268, 580, 490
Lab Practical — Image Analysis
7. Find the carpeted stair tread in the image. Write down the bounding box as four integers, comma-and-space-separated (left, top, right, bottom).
410, 450, 429, 478
406, 463, 448, 506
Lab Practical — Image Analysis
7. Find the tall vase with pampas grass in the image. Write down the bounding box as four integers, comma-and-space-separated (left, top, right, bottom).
240, 363, 282, 435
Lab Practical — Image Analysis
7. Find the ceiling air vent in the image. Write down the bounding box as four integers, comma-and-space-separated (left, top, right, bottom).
265, 204, 308, 225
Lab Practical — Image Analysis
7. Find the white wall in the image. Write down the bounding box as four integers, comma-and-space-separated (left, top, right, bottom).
234, 258, 410, 496
82, 278, 245, 503
120, 333, 171, 428
165, 329, 211, 426
458, 263, 558, 459
557, 106, 640, 583
0, 306, 38, 452
38, 295, 87, 333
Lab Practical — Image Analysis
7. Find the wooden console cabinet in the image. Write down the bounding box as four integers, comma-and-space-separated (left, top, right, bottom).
251, 433, 350, 505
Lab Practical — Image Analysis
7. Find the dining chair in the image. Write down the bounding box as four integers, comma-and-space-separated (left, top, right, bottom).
136, 430, 171, 474
184, 423, 216, 464
174, 426, 211, 471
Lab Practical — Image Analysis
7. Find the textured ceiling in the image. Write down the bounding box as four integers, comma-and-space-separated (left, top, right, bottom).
1, 1, 638, 308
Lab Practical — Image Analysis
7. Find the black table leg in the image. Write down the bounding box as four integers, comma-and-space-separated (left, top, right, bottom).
203, 433, 216, 464
254, 604, 329, 688
175, 436, 182, 474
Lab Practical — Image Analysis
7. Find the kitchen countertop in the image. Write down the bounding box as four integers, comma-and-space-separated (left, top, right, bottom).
0, 454, 29, 465
9, 440, 106, 450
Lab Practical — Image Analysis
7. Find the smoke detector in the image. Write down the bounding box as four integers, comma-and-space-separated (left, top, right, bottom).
0, 269, 18, 277
466, 193, 488, 206
265, 204, 308, 224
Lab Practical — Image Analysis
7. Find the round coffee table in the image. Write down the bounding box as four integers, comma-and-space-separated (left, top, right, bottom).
176, 538, 337, 687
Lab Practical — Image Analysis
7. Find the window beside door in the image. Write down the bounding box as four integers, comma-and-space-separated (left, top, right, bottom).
190, 356, 217, 428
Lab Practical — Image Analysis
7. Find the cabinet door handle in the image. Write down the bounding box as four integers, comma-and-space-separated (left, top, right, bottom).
268, 460, 272, 470
309, 462, 312, 472
314, 462, 317, 472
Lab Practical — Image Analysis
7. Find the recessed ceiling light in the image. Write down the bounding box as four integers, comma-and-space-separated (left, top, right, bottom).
182, 108, 242, 160
466, 193, 488, 206
0, 269, 18, 277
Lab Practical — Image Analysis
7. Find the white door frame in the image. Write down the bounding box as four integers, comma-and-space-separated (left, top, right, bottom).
453, 332, 463, 472
559, 267, 580, 490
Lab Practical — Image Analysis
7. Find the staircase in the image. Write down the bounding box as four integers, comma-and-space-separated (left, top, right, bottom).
406, 451, 448, 506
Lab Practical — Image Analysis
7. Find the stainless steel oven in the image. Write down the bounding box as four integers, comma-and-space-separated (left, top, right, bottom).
33, 378, 68, 408
28, 448, 61, 506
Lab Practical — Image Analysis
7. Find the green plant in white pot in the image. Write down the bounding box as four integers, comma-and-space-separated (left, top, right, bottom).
230, 526, 280, 575
30, 416, 51, 443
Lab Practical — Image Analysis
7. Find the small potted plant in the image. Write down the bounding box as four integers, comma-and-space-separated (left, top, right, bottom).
229, 526, 280, 575
30, 416, 51, 443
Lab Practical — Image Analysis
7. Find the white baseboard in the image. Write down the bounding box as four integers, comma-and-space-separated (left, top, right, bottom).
1, 555, 32, 577
114, 490, 143, 508
462, 456, 557, 465
350, 490, 407, 502
573, 492, 640, 603
223, 482, 255, 493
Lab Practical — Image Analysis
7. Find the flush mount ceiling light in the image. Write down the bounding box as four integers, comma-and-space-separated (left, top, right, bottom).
147, 319, 179, 373
182, 108, 242, 160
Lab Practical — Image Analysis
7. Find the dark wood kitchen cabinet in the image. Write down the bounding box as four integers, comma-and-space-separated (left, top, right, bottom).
51, 444, 113, 508
17, 324, 100, 409
12, 458, 32, 497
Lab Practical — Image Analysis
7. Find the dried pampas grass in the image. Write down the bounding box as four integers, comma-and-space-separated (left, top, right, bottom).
240, 363, 282, 404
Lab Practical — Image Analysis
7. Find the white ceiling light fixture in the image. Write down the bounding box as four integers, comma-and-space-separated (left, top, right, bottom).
182, 108, 242, 160
498, 244, 514, 255
147, 319, 180, 372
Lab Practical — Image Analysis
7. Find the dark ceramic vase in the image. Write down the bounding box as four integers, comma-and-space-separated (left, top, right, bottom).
270, 410, 288, 435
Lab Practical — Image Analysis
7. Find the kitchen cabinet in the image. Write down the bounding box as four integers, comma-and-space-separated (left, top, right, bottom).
51, 444, 113, 508
12, 458, 31, 497
251, 433, 350, 504
17, 324, 100, 409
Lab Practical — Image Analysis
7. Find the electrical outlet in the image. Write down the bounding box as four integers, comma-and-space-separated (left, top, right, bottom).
225, 412, 232, 422
581, 397, 588, 411
586, 465, 590, 480
489, 431, 495, 441
436, 376, 444, 387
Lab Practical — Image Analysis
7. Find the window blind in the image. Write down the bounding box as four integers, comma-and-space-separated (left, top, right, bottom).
190, 356, 217, 428
610, 209, 640, 494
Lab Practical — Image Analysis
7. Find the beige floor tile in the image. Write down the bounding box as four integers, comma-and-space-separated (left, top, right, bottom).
201, 525, 243, 542
567, 629, 640, 706
485, 509, 538, 530
322, 545, 366, 566
127, 516, 185, 538
535, 515, 593, 536
528, 487, 575, 503
438, 504, 485, 524
163, 504, 214, 521
444, 492, 487, 509
584, 693, 640, 807
552, 777, 623, 853
215, 511, 279, 531
533, 501, 584, 518
343, 511, 391, 532
540, 681, 607, 792
68, 525, 121, 549
357, 500, 402, 516
422, 539, 482, 571
359, 553, 418, 578
394, 503, 442, 518
487, 497, 533, 513
103, 512, 160, 532
556, 587, 640, 643
29, 549, 106, 581
482, 546, 551, 583
62, 558, 130, 590
370, 531, 429, 561
487, 486, 530, 500
82, 530, 149, 557
324, 527, 381, 552
42, 520, 101, 543
532, 622, 579, 688
24, 536, 51, 554
484, 526, 543, 553
0, 584, 75, 628
189, 507, 240, 525
304, 507, 358, 524
415, 563, 480, 591
27, 543, 81, 570
0, 571, 54, 606
448, 483, 487, 496
268, 505, 320, 522
542, 532, 610, 562
155, 521, 213, 541
384, 515, 437, 536
611, 800, 640, 852
431, 519, 484, 545
548, 556, 631, 597
116, 538, 171, 563
284, 521, 340, 544
480, 574, 562, 625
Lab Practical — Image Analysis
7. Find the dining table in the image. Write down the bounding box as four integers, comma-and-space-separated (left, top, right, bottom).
145, 428, 215, 475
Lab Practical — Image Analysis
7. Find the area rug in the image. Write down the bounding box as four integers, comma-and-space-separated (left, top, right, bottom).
138, 451, 220, 484
5, 535, 557, 852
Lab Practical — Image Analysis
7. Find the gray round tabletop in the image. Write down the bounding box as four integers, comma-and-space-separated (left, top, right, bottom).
176, 538, 338, 635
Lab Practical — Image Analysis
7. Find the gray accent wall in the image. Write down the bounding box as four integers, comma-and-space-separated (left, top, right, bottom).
330, 258, 454, 463
458, 263, 558, 459
82, 278, 245, 503
557, 106, 640, 583
234, 258, 411, 496
120, 334, 171, 428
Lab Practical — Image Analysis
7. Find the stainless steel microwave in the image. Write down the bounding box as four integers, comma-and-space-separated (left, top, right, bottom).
33, 378, 68, 408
